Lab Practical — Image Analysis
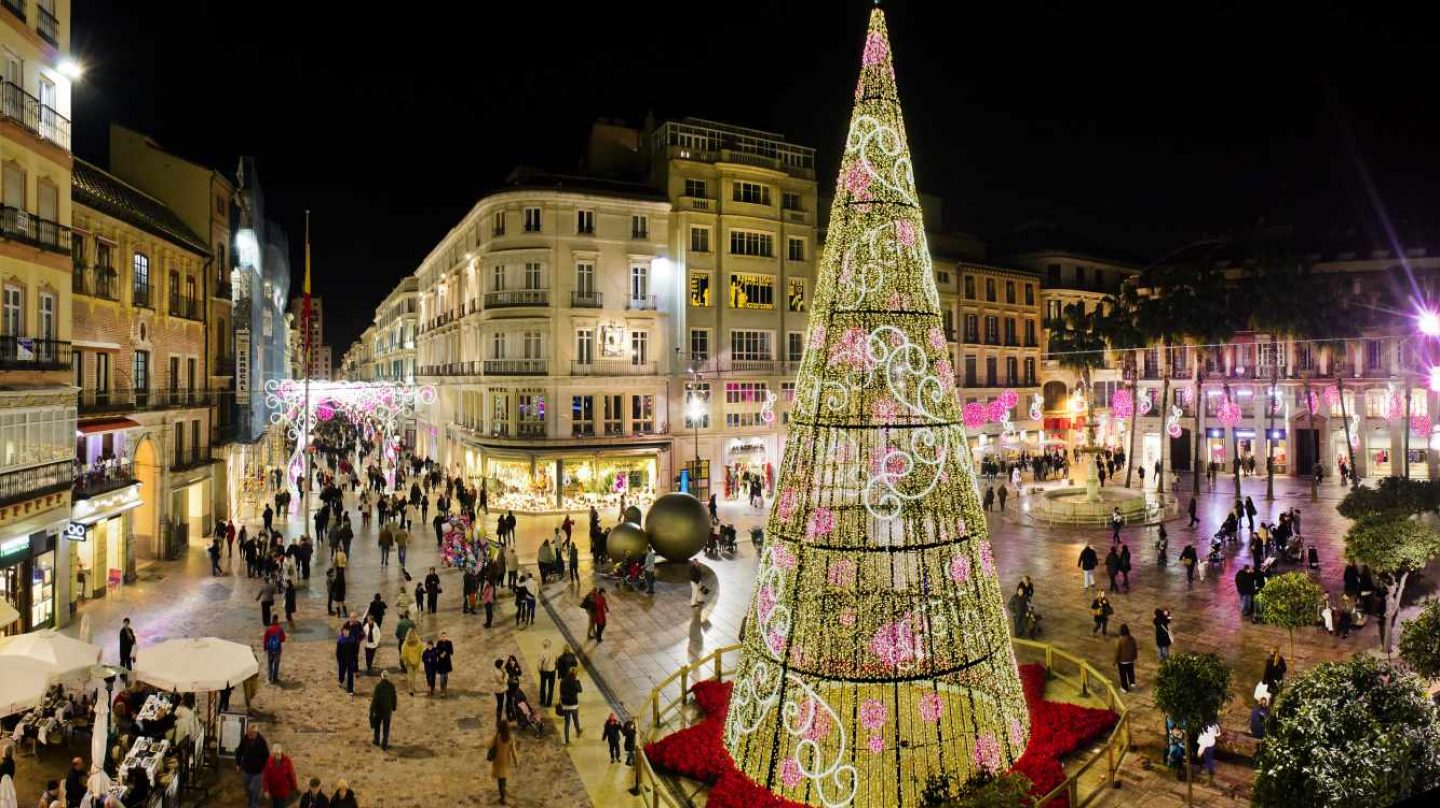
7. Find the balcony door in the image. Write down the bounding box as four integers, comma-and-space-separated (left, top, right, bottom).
95, 352, 109, 405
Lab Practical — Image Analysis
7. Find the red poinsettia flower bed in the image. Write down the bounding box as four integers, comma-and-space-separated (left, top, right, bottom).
643, 664, 1116, 808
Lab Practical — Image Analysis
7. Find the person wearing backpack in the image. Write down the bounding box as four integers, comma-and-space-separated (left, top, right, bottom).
263, 616, 286, 684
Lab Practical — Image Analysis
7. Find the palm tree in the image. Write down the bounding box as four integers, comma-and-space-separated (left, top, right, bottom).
1045, 301, 1108, 453
1138, 247, 1248, 499
1098, 286, 1148, 487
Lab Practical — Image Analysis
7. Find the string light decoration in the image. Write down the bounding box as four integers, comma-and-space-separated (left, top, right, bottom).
721, 9, 1029, 806
264, 379, 437, 498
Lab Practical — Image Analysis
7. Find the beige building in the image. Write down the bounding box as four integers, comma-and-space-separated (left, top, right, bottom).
410, 169, 673, 510
341, 324, 376, 382
70, 160, 214, 601
371, 276, 416, 384
1, 0, 77, 633
647, 118, 817, 501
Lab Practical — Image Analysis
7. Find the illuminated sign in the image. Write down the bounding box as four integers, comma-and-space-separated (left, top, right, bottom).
0, 536, 28, 563
63, 523, 88, 542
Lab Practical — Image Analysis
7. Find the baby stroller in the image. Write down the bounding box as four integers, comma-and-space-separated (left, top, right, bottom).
510, 687, 545, 738
720, 524, 739, 554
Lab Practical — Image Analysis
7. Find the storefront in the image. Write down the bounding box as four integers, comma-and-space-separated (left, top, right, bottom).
1265, 428, 1288, 474
69, 481, 142, 600
1234, 428, 1257, 468
1205, 427, 1227, 465
477, 446, 663, 513
1, 527, 61, 635
1141, 431, 1163, 476
1366, 432, 1393, 477
724, 437, 774, 500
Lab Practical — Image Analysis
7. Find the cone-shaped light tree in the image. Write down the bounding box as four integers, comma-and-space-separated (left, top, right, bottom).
721, 8, 1030, 807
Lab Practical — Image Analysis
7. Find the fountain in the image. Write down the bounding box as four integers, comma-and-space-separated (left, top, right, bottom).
1028, 405, 1151, 526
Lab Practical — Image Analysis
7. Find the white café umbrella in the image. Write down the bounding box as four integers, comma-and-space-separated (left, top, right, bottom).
0, 773, 18, 808
0, 657, 54, 718
132, 637, 258, 693
0, 630, 102, 680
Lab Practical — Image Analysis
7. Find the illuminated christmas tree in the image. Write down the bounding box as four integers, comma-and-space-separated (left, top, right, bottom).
721, 8, 1030, 806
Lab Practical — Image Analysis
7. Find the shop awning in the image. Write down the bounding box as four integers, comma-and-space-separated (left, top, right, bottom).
78, 417, 140, 434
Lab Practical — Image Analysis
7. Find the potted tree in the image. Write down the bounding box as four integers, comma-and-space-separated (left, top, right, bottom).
1255, 571, 1326, 659
1153, 652, 1232, 805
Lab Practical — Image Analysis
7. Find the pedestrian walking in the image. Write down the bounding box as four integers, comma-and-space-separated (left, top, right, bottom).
591, 587, 610, 642
395, 527, 408, 568
1244, 496, 1257, 532
119, 618, 137, 670
689, 560, 706, 607
362, 616, 380, 673
378, 525, 393, 567
569, 540, 580, 585
622, 717, 637, 765
1153, 608, 1173, 661
1090, 591, 1112, 636
1114, 624, 1138, 692
1110, 507, 1123, 542
256, 578, 276, 627
603, 714, 623, 763
487, 721, 519, 805
235, 725, 269, 808
370, 670, 398, 750
209, 539, 223, 575
559, 669, 583, 743
538, 639, 557, 707
434, 631, 454, 694
330, 780, 358, 808
491, 658, 509, 723
1187, 497, 1199, 527
400, 630, 423, 695
261, 744, 297, 807
1179, 543, 1198, 585
424, 568, 441, 614
481, 578, 496, 627
1118, 543, 1131, 591
422, 640, 439, 695
1235, 564, 1256, 618
263, 617, 286, 684
283, 580, 297, 624
366, 593, 388, 628
1077, 543, 1098, 590
997, 484, 1008, 511
1104, 546, 1121, 593
298, 778, 329, 808
332, 568, 349, 618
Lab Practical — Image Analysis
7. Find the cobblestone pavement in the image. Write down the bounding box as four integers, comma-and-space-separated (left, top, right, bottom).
8, 470, 1420, 808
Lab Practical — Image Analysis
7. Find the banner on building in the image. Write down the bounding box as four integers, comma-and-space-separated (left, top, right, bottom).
236, 330, 252, 406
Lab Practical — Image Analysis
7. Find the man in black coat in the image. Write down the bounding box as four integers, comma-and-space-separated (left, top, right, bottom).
235, 724, 269, 808
424, 568, 441, 614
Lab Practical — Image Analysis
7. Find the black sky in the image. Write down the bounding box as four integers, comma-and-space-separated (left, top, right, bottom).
71, 1, 1440, 350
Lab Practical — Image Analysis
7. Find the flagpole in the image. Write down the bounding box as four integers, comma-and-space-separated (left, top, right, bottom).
302, 211, 313, 525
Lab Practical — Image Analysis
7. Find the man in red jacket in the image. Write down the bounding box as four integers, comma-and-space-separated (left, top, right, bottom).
261, 743, 298, 807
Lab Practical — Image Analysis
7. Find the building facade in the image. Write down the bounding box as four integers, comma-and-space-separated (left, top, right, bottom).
70, 158, 213, 597
370, 277, 415, 384
106, 123, 236, 517
229, 157, 290, 501
411, 171, 673, 511
1, 0, 76, 633
288, 295, 331, 379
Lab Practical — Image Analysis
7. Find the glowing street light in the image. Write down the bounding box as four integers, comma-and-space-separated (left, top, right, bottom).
1429, 366, 1440, 392
58, 58, 84, 80
1419, 309, 1440, 337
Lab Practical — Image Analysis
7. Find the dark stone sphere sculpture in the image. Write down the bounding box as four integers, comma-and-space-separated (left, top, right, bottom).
606, 521, 649, 563
644, 492, 711, 561
623, 505, 644, 525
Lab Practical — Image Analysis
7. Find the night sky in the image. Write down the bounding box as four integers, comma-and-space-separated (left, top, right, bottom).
71, 1, 1439, 350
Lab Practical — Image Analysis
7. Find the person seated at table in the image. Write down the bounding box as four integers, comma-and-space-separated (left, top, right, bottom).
127, 765, 152, 805
113, 701, 136, 742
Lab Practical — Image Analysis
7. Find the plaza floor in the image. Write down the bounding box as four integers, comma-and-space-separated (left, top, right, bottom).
8, 470, 1413, 807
